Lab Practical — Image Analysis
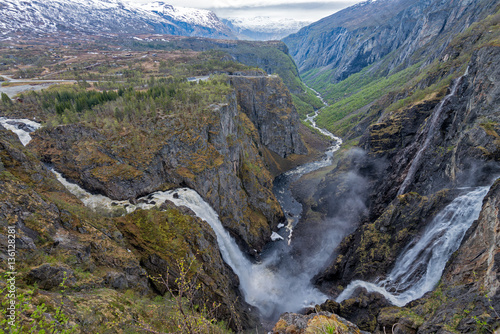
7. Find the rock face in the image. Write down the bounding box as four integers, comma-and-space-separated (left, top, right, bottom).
444, 179, 500, 301
273, 311, 362, 334
26, 264, 76, 290
316, 291, 391, 333
318, 44, 500, 284
30, 75, 306, 253
230, 75, 307, 158
302, 28, 500, 334
284, 0, 498, 82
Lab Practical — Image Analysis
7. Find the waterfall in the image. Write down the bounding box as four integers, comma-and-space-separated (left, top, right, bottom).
166, 189, 328, 319
398, 77, 463, 195
0, 117, 41, 145
337, 185, 490, 306
4, 117, 332, 319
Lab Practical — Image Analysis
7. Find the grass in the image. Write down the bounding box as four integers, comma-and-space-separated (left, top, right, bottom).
314, 62, 421, 132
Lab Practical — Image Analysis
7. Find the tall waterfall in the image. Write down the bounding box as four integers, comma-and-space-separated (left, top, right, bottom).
337, 185, 490, 306
2, 118, 329, 318
398, 77, 463, 195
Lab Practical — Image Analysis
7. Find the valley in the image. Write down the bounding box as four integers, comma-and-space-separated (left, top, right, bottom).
1, 0, 500, 333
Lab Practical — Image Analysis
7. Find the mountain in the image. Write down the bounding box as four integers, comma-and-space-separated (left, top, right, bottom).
222, 16, 311, 41
1, 0, 500, 332
0, 0, 236, 40
284, 0, 498, 82
279, 0, 500, 331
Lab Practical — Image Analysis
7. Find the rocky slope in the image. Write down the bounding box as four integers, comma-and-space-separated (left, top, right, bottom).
284, 0, 497, 83
0, 124, 257, 331
28, 75, 306, 255
281, 1, 500, 332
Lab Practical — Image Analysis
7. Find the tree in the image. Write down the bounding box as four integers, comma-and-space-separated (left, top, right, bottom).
1, 93, 12, 105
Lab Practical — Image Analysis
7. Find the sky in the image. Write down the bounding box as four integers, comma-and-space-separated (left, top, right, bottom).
130, 0, 364, 22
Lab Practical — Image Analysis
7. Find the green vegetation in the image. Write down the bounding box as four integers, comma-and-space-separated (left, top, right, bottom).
1, 93, 12, 105
0, 272, 77, 334
303, 64, 381, 104
298, 7, 500, 140
292, 87, 325, 118
314, 63, 421, 134
19, 75, 232, 127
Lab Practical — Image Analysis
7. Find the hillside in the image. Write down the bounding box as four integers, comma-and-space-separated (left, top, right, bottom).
280, 0, 500, 332
0, 37, 333, 332
1, 0, 500, 333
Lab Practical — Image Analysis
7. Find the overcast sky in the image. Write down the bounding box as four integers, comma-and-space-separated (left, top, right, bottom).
133, 0, 364, 21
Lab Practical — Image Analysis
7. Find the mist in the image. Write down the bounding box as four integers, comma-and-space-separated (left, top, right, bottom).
243, 148, 372, 321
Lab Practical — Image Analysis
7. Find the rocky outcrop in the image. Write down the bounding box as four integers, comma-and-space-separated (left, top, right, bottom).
230, 75, 307, 158
26, 264, 76, 290
30, 76, 307, 253
273, 311, 363, 334
315, 291, 391, 333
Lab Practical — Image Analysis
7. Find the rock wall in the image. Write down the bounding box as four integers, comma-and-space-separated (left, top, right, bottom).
30, 76, 307, 253
0, 125, 258, 331
306, 45, 500, 333
230, 75, 307, 158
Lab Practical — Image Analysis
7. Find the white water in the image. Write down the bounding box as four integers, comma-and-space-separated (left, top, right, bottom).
4, 117, 330, 318
167, 189, 328, 318
398, 77, 463, 195
0, 117, 41, 145
53, 170, 329, 318
337, 185, 490, 306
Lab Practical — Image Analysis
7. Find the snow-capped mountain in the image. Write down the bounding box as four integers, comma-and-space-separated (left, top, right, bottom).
0, 0, 236, 40
222, 17, 311, 41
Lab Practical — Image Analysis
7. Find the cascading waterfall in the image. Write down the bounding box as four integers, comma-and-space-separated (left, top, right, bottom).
398, 76, 463, 196
2, 117, 331, 320
337, 185, 490, 306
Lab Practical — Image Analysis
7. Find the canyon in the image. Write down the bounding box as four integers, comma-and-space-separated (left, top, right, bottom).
0, 0, 500, 333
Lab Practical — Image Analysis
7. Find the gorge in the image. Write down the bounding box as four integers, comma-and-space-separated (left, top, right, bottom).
1, 0, 500, 333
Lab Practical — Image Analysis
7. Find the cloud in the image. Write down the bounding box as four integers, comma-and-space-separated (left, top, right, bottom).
126, 0, 362, 21
210, 1, 360, 21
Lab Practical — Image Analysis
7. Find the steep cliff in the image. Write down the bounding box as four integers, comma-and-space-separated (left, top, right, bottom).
230, 75, 307, 158
314, 42, 500, 296
285, 0, 497, 83
29, 75, 306, 254
284, 0, 500, 140
284, 4, 500, 333
0, 125, 257, 331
